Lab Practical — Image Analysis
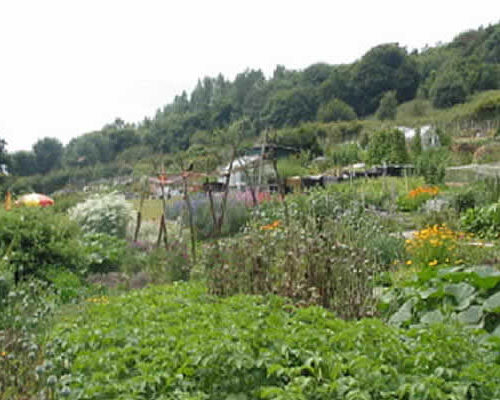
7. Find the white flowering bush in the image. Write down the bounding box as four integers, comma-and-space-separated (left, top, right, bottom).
68, 192, 134, 238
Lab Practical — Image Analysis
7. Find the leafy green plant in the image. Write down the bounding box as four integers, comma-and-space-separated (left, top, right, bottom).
276, 156, 309, 178
461, 201, 500, 239
326, 143, 361, 166
206, 194, 401, 317
366, 128, 409, 165
44, 268, 86, 304
449, 188, 476, 213
380, 264, 500, 337
51, 192, 88, 213
137, 243, 190, 284
81, 233, 129, 274
44, 283, 500, 399
0, 208, 86, 281
415, 149, 447, 184
397, 186, 440, 212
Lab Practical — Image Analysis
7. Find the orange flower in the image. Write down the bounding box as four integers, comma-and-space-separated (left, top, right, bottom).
408, 186, 440, 199
260, 220, 281, 231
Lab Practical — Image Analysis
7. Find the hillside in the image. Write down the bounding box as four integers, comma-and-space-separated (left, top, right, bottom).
1, 21, 499, 194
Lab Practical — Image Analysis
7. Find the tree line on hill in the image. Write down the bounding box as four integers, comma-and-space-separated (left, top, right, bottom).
1, 21, 499, 179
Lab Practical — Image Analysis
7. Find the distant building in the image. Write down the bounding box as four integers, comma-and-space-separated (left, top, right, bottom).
398, 125, 440, 149
217, 144, 299, 190
218, 155, 271, 190
0, 164, 9, 176
246, 143, 299, 159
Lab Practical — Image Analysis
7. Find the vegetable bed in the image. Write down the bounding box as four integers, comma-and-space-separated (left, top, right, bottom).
47, 283, 500, 399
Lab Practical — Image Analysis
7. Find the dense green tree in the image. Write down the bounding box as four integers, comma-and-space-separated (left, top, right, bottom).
190, 78, 216, 113
64, 131, 114, 166
318, 67, 355, 105
317, 98, 357, 122
231, 69, 265, 111
484, 26, 500, 63
430, 69, 468, 108
171, 91, 190, 114
108, 127, 141, 155
376, 91, 398, 120
475, 63, 500, 91
0, 138, 7, 166
263, 88, 317, 128
6, 21, 498, 187
10, 151, 37, 176
211, 99, 235, 128
33, 137, 63, 174
146, 111, 208, 153
302, 63, 334, 86
351, 44, 420, 115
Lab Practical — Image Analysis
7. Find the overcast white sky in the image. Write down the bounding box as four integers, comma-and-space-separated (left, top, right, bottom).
0, 0, 499, 152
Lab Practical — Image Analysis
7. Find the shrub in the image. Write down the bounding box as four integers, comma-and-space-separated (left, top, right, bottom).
81, 233, 129, 274
470, 92, 500, 120
140, 244, 190, 283
366, 128, 409, 165
461, 201, 500, 239
44, 268, 86, 304
449, 188, 476, 213
327, 143, 361, 166
376, 90, 398, 120
0, 208, 85, 282
415, 149, 447, 184
68, 192, 134, 238
51, 192, 88, 213
317, 98, 357, 122
276, 156, 309, 178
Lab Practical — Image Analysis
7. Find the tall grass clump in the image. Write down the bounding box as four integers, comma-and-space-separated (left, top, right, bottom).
205, 192, 403, 319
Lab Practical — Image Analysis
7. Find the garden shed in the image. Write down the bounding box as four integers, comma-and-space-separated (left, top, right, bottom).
399, 125, 440, 149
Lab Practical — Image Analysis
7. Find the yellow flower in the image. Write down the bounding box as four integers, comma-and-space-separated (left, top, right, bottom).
406, 260, 413, 265
428, 260, 438, 267
0, 351, 6, 357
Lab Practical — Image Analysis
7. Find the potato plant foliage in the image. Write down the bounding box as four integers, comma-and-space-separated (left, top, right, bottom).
46, 283, 500, 399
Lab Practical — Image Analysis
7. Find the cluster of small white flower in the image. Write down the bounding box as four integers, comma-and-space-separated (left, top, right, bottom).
68, 192, 134, 238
